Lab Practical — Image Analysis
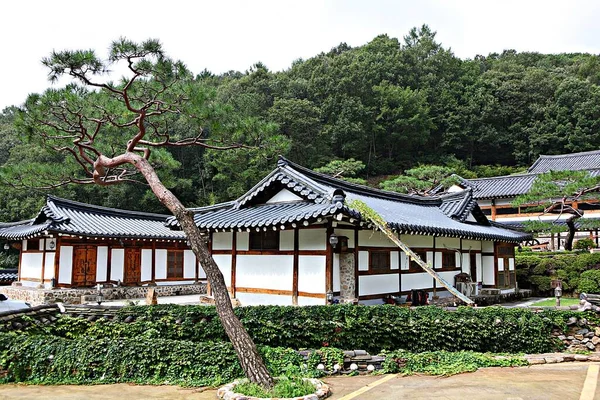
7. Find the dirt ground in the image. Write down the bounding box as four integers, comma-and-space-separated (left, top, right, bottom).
0, 363, 597, 400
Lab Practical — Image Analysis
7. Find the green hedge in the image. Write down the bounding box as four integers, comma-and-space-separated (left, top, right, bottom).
18, 305, 595, 354
516, 253, 600, 294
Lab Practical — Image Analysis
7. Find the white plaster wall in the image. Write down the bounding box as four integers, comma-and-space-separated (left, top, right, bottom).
358, 251, 369, 271
110, 249, 124, 282
476, 253, 483, 282
237, 232, 249, 251
391, 251, 399, 270
155, 249, 167, 280
434, 251, 442, 269
482, 255, 495, 285
298, 296, 326, 306
400, 235, 434, 248
438, 270, 461, 284
141, 249, 153, 282
237, 255, 292, 290
96, 246, 108, 282
198, 264, 207, 279
21, 253, 43, 280
478, 200, 492, 207
359, 230, 394, 247
44, 252, 55, 280
236, 292, 293, 306
456, 252, 462, 270
462, 253, 470, 274
359, 274, 399, 296
213, 254, 232, 286
298, 255, 326, 294
280, 230, 294, 251
400, 252, 409, 270
22, 240, 27, 252
509, 258, 515, 271
496, 199, 513, 206
498, 258, 505, 271
20, 280, 39, 288
333, 254, 340, 292
184, 250, 196, 279
463, 240, 482, 251
334, 228, 355, 248
482, 241, 494, 253
401, 272, 431, 291
266, 189, 302, 203
436, 237, 460, 249
58, 245, 73, 284
213, 232, 233, 250
299, 229, 326, 250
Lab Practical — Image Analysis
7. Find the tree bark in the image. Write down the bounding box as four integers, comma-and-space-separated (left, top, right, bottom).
115, 153, 274, 388
565, 216, 578, 251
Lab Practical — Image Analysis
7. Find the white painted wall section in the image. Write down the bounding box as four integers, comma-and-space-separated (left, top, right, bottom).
110, 249, 124, 282
482, 241, 494, 253
141, 249, 152, 282
237, 232, 249, 251
155, 249, 167, 280
334, 229, 355, 248
482, 255, 495, 285
359, 230, 394, 247
237, 292, 293, 306
462, 253, 470, 273
391, 251, 399, 270
400, 235, 434, 248
96, 246, 108, 282
359, 274, 399, 296
213, 232, 233, 250
358, 251, 369, 271
237, 255, 292, 290
299, 229, 326, 250
21, 253, 43, 280
44, 252, 55, 280
298, 296, 325, 306
498, 258, 505, 271
400, 252, 409, 270
280, 230, 294, 251
266, 189, 303, 203
436, 237, 460, 250
401, 272, 431, 291
298, 255, 326, 294
476, 253, 483, 282
184, 250, 196, 279
333, 254, 340, 292
213, 255, 232, 287
45, 238, 57, 251
509, 258, 515, 271
58, 245, 73, 284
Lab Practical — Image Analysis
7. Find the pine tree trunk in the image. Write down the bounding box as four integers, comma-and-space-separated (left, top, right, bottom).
128, 154, 274, 388
565, 216, 578, 251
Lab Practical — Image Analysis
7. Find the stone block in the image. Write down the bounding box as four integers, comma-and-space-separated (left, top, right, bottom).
544, 357, 563, 363
574, 354, 589, 361
575, 334, 584, 340
354, 350, 368, 356
527, 358, 546, 365
588, 356, 600, 362
586, 342, 596, 351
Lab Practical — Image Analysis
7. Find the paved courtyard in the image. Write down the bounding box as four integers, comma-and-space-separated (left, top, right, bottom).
0, 363, 597, 400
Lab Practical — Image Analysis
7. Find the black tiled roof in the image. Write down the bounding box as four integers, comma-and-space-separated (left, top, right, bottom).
0, 196, 185, 241
0, 269, 18, 282
171, 157, 530, 242
464, 169, 600, 200
529, 150, 600, 173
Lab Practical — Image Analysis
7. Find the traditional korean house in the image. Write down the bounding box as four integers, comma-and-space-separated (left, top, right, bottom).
448, 150, 600, 249
0, 157, 530, 305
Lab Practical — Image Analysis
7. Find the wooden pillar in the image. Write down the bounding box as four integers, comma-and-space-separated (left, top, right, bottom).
151, 241, 156, 283
292, 228, 299, 305
432, 236, 437, 297
53, 237, 62, 286
207, 232, 213, 296
596, 229, 599, 247
40, 239, 47, 286
231, 232, 237, 298
325, 222, 334, 299
491, 200, 497, 221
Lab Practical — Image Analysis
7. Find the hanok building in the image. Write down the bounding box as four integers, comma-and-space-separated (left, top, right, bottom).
0, 157, 529, 305
450, 150, 600, 250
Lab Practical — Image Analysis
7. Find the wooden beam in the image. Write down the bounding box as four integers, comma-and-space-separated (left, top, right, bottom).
325, 222, 333, 296
231, 232, 237, 298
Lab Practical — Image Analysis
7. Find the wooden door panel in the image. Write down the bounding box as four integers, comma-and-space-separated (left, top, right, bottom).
85, 247, 97, 286
72, 246, 97, 287
124, 248, 141, 285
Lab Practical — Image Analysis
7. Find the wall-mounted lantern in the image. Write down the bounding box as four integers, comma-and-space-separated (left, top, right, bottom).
329, 234, 349, 253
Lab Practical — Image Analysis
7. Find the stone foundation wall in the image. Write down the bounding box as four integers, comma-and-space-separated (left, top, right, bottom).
0, 283, 207, 305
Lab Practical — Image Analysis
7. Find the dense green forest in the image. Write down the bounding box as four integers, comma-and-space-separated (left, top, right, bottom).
0, 25, 599, 221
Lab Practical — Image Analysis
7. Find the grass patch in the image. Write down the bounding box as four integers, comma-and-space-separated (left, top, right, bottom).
531, 298, 580, 307
234, 377, 316, 398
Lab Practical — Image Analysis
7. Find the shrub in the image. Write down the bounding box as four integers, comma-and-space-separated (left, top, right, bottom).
574, 238, 596, 250
235, 377, 316, 398
578, 270, 600, 294
15, 305, 598, 354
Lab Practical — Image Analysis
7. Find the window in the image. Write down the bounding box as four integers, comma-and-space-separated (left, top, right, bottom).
249, 231, 279, 251
409, 250, 427, 272
167, 250, 184, 279
27, 239, 40, 251
370, 251, 390, 273
441, 251, 456, 269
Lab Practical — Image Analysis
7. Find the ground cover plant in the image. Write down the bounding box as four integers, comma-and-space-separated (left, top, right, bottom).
531, 298, 580, 307
234, 378, 317, 398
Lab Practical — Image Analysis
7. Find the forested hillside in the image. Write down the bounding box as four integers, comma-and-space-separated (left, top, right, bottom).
1, 25, 599, 220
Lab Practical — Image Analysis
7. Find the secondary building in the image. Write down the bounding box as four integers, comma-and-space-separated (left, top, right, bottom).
0, 157, 529, 305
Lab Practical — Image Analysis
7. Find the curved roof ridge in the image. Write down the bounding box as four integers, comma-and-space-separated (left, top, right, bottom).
45, 195, 171, 220
279, 156, 442, 205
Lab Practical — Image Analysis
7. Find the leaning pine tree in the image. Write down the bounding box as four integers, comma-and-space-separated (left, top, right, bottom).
18, 39, 275, 387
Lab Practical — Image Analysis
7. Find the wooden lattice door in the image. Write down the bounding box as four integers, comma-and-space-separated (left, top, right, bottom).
72, 245, 97, 287
124, 248, 141, 285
